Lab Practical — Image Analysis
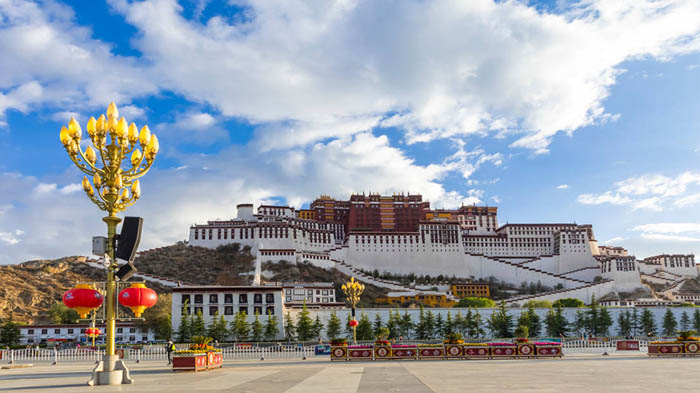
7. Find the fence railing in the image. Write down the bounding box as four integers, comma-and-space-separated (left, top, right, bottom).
1, 345, 317, 364
2, 339, 658, 363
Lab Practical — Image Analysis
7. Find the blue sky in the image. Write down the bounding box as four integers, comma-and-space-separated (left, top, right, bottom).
1, 0, 699, 264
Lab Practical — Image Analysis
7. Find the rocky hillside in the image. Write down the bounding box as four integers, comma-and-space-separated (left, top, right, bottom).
0, 257, 107, 324
1, 242, 388, 323
133, 242, 255, 285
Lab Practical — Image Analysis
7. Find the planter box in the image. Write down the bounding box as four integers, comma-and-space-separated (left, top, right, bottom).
463, 345, 490, 358
348, 347, 373, 361
534, 344, 563, 358
684, 341, 700, 355
374, 345, 392, 360
517, 344, 535, 357
391, 346, 417, 360
648, 343, 686, 357
330, 345, 348, 361
418, 346, 445, 359
490, 345, 517, 358
172, 354, 207, 372
616, 340, 640, 351
444, 344, 464, 358
206, 352, 223, 369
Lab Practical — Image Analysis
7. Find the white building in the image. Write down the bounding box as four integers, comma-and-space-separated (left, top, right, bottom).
172, 285, 286, 339
186, 202, 698, 301
19, 323, 154, 345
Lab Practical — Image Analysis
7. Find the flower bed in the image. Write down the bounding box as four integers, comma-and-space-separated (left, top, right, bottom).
327, 342, 563, 362
534, 343, 563, 358
418, 345, 445, 359
172, 353, 208, 372
391, 345, 417, 360
648, 341, 699, 357
489, 343, 517, 358
330, 345, 348, 361
348, 346, 373, 361
463, 344, 490, 358
374, 345, 392, 360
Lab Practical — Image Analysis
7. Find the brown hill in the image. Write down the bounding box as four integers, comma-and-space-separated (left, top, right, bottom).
2, 243, 387, 323
0, 256, 108, 324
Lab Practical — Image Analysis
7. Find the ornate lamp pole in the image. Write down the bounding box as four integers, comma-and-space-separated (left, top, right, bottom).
59, 102, 158, 385
341, 277, 364, 344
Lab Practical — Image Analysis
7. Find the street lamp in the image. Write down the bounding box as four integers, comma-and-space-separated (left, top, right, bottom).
341, 277, 364, 344
59, 102, 158, 385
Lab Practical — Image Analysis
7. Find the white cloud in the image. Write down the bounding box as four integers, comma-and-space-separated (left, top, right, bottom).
640, 233, 700, 242
0, 1, 157, 126
556, 184, 569, 190
105, 0, 700, 152
632, 223, 700, 234
577, 171, 700, 211
603, 236, 625, 245
0, 132, 492, 263
0, 229, 24, 245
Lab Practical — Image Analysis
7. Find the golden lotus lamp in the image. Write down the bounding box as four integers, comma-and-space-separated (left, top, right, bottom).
341, 277, 365, 344
59, 102, 158, 385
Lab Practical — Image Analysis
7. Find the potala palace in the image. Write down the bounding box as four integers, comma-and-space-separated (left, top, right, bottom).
187, 194, 698, 304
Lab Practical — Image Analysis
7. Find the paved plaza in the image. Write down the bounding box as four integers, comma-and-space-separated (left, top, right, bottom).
1, 354, 699, 393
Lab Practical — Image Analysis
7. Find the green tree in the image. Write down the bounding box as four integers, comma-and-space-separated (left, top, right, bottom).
264, 312, 280, 341
251, 313, 265, 341
631, 308, 641, 337
415, 307, 428, 339
155, 314, 173, 341
285, 311, 297, 341
177, 312, 192, 342
552, 298, 585, 308
207, 313, 229, 342
545, 304, 568, 337
424, 311, 436, 339
525, 304, 541, 337
679, 311, 691, 331
662, 309, 677, 336
468, 308, 485, 338
457, 297, 496, 308
453, 312, 466, 336
192, 311, 206, 337
0, 314, 21, 346
442, 312, 455, 337
399, 312, 414, 338
49, 302, 79, 324
356, 313, 373, 341
617, 310, 632, 337
572, 310, 587, 336
386, 311, 400, 339
434, 313, 444, 337
523, 300, 552, 309
296, 303, 314, 341
693, 309, 700, 332
640, 309, 657, 337
586, 294, 600, 336
231, 312, 250, 341
598, 308, 613, 336
372, 314, 384, 337
326, 312, 342, 340
487, 301, 513, 338
312, 316, 324, 341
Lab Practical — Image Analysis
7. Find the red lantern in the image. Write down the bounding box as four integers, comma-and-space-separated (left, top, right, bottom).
349, 319, 359, 327
118, 283, 157, 317
85, 327, 102, 337
63, 284, 103, 318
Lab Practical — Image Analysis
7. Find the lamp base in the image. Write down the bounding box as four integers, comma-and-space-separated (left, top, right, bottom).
87, 355, 133, 386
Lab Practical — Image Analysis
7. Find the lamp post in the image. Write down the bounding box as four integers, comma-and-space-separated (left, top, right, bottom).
341, 277, 364, 344
59, 102, 158, 385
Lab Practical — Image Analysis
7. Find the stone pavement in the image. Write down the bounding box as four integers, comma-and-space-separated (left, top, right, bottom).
1, 354, 699, 393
